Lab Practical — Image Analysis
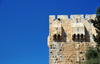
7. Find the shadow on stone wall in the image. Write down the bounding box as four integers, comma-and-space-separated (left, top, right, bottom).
72, 26, 90, 42
85, 26, 90, 42
53, 26, 66, 42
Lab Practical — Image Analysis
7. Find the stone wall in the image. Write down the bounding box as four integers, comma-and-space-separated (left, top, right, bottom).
48, 14, 97, 64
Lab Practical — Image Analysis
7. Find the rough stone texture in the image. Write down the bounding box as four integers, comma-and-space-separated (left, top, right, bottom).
48, 14, 97, 64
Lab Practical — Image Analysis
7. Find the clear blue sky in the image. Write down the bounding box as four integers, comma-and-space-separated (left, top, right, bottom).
0, 0, 100, 64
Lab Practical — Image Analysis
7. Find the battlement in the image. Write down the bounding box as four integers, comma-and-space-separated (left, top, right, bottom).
48, 14, 97, 64
85, 14, 96, 20
49, 14, 96, 21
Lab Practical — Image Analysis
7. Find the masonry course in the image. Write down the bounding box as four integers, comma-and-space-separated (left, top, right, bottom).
48, 14, 97, 64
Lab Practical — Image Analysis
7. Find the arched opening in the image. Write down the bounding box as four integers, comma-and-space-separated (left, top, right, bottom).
78, 34, 79, 40
73, 34, 76, 40
81, 34, 83, 39
53, 34, 56, 40
58, 34, 60, 40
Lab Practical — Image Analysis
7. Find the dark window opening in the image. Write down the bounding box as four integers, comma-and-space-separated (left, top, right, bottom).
81, 34, 83, 39
78, 34, 79, 40
58, 34, 60, 39
73, 34, 76, 40
53, 34, 56, 40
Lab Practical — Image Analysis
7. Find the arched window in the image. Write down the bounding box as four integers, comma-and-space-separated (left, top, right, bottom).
81, 34, 83, 39
53, 34, 56, 40
73, 34, 76, 39
78, 34, 79, 40
58, 34, 60, 39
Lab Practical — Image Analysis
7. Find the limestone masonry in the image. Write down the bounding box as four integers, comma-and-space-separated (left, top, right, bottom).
47, 14, 97, 64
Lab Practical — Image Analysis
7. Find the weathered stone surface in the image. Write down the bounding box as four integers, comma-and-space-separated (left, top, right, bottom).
48, 14, 97, 64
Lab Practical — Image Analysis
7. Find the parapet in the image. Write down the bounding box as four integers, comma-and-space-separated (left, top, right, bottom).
70, 15, 84, 19
57, 15, 68, 20
72, 23, 85, 35
49, 15, 55, 21
49, 14, 96, 20
49, 15, 55, 24
85, 14, 96, 20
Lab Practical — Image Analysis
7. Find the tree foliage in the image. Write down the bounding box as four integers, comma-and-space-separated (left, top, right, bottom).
85, 6, 100, 64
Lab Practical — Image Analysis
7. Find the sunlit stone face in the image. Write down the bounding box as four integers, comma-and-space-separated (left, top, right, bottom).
48, 14, 97, 64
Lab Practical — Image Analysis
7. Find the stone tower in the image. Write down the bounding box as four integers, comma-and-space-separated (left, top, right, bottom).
47, 14, 97, 64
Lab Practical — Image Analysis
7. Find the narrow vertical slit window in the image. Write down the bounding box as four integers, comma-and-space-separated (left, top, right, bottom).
81, 34, 83, 39
73, 34, 76, 40
53, 34, 56, 40
58, 34, 60, 39
78, 34, 79, 40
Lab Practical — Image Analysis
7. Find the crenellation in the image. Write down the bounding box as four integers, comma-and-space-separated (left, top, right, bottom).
85, 14, 96, 20
70, 15, 84, 19
48, 14, 97, 64
57, 15, 68, 20
49, 14, 96, 21
49, 15, 55, 24
49, 15, 55, 20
